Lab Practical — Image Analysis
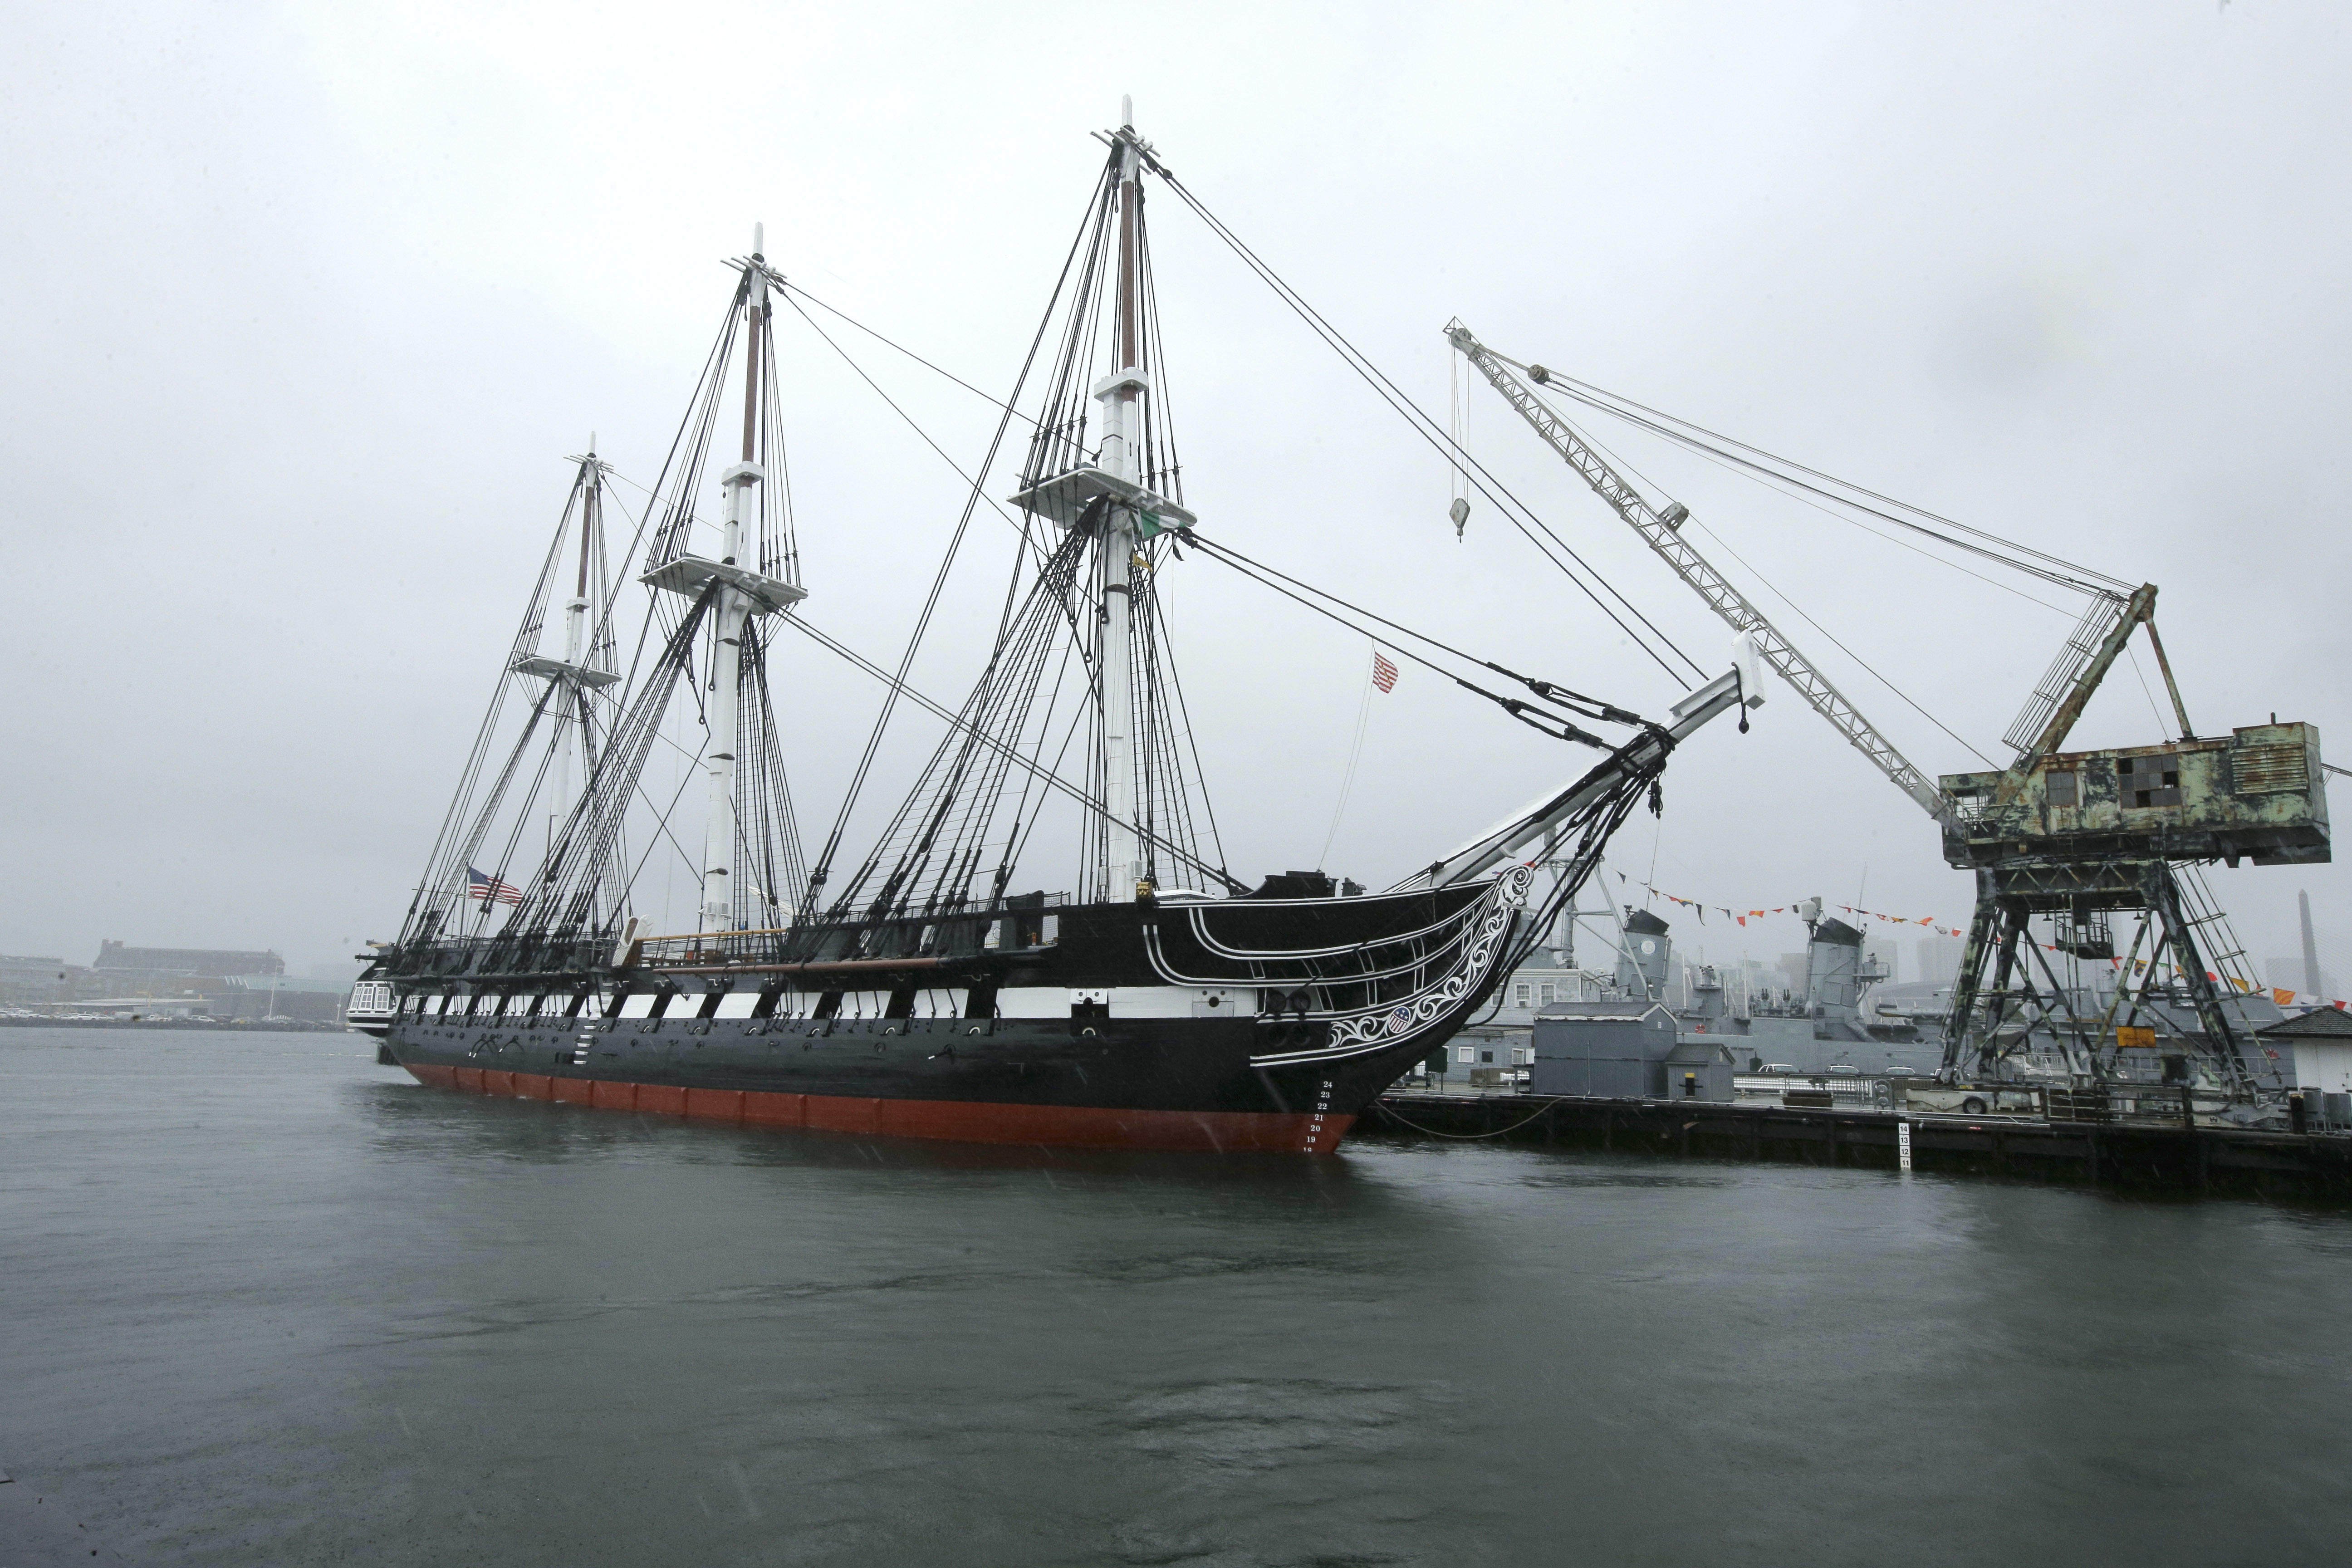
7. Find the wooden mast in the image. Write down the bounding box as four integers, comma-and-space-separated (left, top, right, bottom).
702, 228, 769, 934
1098, 99, 1147, 902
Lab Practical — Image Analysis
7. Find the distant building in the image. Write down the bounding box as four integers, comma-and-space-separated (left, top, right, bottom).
1455, 948, 1612, 1071
1915, 933, 1966, 990
207, 975, 349, 1024
3, 940, 347, 1023
94, 941, 284, 976
0, 954, 72, 1007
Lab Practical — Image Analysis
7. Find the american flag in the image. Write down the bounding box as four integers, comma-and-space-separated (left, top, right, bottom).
467, 866, 524, 906
1372, 649, 1399, 693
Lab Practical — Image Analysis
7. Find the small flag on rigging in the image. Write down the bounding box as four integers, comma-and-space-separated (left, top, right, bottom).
467, 866, 524, 906
1372, 649, 1399, 693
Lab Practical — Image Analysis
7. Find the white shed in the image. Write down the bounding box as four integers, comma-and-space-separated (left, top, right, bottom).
2257, 1007, 2352, 1093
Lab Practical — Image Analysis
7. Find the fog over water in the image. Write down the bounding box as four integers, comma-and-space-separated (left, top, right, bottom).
2, 2, 2345, 984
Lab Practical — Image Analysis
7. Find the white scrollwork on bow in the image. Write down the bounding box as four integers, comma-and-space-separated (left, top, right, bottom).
1249, 864, 1534, 1067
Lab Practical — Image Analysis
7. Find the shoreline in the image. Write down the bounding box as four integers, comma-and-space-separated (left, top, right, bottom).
0, 1016, 348, 1034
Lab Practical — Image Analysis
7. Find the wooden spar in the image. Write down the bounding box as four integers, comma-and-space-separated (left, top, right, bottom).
575, 458, 597, 600
740, 266, 763, 472
1117, 135, 1141, 375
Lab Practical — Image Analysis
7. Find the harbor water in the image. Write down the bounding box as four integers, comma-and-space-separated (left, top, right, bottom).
4, 1028, 2348, 1565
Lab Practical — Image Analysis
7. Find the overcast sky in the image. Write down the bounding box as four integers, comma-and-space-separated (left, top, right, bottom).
4, 0, 2345, 989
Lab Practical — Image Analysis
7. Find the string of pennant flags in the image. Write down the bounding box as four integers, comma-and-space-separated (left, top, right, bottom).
2114, 959, 2349, 1012
1637, 884, 1966, 937
1636, 881, 2349, 1012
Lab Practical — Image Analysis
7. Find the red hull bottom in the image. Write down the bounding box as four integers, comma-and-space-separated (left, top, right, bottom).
403, 1064, 1354, 1153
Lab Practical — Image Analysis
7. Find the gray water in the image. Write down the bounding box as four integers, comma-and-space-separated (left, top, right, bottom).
3, 1030, 2348, 1566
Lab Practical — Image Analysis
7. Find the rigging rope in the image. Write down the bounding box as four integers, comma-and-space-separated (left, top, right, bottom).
1143, 161, 1705, 686
1178, 530, 1615, 749
1319, 662, 1376, 866
776, 610, 1247, 895
1509, 358, 2132, 598
776, 282, 1045, 428
778, 294, 1040, 554
1178, 530, 1643, 726
794, 165, 1112, 912
1518, 378, 2077, 617
1675, 514, 1999, 770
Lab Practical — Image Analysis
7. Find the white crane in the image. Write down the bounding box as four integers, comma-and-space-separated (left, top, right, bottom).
1444, 322, 2324, 1096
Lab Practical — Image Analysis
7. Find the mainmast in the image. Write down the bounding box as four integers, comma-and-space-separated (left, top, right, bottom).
974, 101, 1202, 907
1098, 100, 1147, 902
702, 227, 768, 935
636, 225, 808, 936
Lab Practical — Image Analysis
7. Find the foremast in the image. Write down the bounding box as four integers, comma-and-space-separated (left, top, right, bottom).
399, 443, 626, 956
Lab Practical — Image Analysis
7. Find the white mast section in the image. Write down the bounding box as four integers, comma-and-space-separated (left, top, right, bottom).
1098, 103, 1146, 902
638, 229, 806, 934
515, 439, 623, 858
550, 441, 595, 851
1004, 103, 1196, 901
701, 230, 768, 934
634, 233, 806, 935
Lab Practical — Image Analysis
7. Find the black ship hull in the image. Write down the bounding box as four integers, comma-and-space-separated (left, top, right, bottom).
377, 870, 1537, 1152
392, 1012, 1408, 1153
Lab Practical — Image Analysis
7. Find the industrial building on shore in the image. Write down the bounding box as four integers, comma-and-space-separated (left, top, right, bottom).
0, 941, 352, 1023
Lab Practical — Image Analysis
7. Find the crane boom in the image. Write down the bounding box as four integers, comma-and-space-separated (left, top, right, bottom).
1446, 322, 1950, 823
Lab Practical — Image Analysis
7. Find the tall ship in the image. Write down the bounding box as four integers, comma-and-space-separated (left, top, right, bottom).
349, 109, 1757, 1152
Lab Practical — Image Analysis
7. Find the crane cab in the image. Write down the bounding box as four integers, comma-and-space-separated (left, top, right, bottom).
1940, 722, 2330, 869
